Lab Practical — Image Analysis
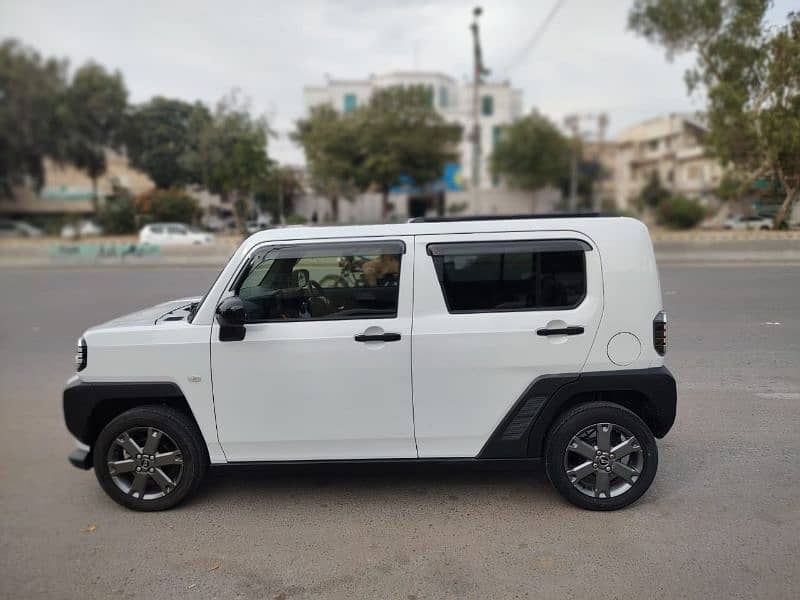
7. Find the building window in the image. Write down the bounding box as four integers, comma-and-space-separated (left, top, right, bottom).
687, 165, 702, 181
492, 125, 503, 148
343, 93, 357, 113
438, 85, 449, 108
481, 95, 494, 116
426, 85, 434, 107
648, 140, 659, 151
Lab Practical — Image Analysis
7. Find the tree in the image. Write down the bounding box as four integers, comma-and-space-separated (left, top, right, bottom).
255, 165, 304, 223
184, 92, 271, 232
639, 171, 670, 208
657, 194, 707, 229
490, 112, 572, 191
294, 85, 461, 221
136, 188, 202, 224
292, 105, 362, 222
123, 97, 211, 188
0, 40, 69, 198
629, 2, 800, 227
63, 62, 128, 214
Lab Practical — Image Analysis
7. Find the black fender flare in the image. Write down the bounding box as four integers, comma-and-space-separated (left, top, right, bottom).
479, 367, 677, 459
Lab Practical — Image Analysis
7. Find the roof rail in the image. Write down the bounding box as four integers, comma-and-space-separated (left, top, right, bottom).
407, 212, 615, 223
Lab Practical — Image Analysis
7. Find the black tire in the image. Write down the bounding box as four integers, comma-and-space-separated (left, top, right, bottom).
93, 405, 207, 511
545, 401, 658, 511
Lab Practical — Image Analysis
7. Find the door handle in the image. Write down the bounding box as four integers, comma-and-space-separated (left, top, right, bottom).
354, 333, 402, 342
536, 326, 584, 336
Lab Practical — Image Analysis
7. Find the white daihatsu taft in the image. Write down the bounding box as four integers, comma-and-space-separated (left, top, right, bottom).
64, 215, 675, 511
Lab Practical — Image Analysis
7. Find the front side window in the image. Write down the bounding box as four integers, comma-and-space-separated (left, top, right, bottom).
237, 241, 404, 322
428, 240, 589, 313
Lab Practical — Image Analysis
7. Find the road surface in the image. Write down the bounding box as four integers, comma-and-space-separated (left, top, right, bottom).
0, 264, 797, 598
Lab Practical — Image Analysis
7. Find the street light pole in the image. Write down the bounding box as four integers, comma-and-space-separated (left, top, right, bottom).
470, 6, 489, 208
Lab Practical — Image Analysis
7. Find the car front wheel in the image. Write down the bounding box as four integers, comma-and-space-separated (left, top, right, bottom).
545, 401, 658, 511
93, 406, 207, 511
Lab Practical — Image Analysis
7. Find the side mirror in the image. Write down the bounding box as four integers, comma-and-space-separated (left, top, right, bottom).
216, 297, 246, 341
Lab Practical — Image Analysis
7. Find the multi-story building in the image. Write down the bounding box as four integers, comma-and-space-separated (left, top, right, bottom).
304, 71, 524, 192
603, 114, 725, 210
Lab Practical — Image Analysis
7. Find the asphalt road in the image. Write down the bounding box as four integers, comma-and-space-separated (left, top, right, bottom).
0, 264, 798, 599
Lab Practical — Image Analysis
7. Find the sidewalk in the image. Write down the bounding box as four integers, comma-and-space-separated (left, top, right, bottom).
1, 230, 799, 268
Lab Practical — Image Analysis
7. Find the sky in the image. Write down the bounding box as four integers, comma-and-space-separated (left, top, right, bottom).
1, 0, 795, 164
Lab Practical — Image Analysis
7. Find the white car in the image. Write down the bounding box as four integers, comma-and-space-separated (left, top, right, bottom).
724, 215, 773, 230
139, 223, 215, 246
60, 221, 103, 239
64, 215, 675, 511
0, 219, 43, 237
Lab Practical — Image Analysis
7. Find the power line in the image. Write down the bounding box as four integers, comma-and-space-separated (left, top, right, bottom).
503, 0, 567, 75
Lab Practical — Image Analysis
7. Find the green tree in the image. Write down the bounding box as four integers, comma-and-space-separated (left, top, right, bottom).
137, 188, 202, 224
184, 93, 270, 232
292, 105, 361, 222
629, 2, 800, 227
657, 194, 707, 229
123, 97, 211, 188
255, 165, 304, 223
358, 86, 462, 219
63, 61, 128, 214
490, 112, 572, 191
0, 40, 69, 198
639, 171, 671, 208
100, 183, 137, 234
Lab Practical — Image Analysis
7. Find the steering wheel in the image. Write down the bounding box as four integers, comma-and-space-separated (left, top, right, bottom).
309, 280, 327, 299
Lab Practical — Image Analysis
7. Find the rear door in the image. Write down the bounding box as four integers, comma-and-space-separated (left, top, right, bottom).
411, 230, 603, 458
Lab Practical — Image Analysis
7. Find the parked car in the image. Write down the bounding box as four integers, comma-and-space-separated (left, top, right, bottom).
0, 219, 43, 237
60, 221, 103, 239
64, 214, 675, 512
138, 223, 215, 246
724, 215, 773, 230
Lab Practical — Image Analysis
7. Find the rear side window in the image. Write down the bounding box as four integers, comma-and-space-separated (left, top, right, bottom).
237, 241, 405, 322
428, 239, 590, 313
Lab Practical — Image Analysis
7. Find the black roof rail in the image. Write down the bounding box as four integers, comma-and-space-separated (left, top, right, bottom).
407, 212, 616, 223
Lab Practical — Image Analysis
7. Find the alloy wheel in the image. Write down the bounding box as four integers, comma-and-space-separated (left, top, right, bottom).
106, 427, 184, 500
563, 422, 644, 499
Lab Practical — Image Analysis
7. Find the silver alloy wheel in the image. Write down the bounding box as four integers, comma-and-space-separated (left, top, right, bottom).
106, 427, 184, 500
563, 422, 644, 499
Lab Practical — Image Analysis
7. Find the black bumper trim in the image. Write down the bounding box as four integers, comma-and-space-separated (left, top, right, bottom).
68, 447, 93, 470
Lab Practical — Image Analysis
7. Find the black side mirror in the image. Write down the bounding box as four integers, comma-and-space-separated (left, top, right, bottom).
216, 296, 246, 341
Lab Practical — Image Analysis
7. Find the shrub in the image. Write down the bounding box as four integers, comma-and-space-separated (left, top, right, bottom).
137, 189, 202, 224
285, 213, 308, 225
657, 195, 706, 229
100, 194, 137, 234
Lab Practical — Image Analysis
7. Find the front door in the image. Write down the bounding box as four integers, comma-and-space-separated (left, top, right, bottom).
211, 237, 417, 461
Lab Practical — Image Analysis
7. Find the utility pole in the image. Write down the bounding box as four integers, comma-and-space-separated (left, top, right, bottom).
470, 6, 489, 207
564, 114, 580, 212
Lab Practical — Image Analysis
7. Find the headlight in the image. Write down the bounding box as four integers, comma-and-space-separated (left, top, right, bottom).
75, 337, 87, 371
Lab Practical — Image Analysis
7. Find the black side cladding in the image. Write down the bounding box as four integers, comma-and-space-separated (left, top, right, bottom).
478, 367, 677, 459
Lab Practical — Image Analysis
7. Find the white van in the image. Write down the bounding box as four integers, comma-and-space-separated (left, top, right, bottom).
64, 215, 675, 511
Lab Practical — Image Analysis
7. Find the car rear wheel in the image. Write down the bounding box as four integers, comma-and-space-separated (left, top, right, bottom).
545, 401, 658, 511
93, 406, 207, 511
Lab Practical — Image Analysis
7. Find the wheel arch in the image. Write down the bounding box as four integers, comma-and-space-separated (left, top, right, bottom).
478, 367, 676, 459
63, 381, 203, 449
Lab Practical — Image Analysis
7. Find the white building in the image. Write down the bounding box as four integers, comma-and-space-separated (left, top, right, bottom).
304, 71, 524, 191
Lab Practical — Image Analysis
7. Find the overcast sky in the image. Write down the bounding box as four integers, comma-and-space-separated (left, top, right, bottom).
1, 0, 795, 164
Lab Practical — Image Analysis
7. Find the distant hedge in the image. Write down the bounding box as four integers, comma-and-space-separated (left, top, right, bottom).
657, 195, 706, 229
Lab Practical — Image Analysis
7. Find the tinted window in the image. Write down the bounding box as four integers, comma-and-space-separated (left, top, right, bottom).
167, 225, 186, 234
237, 242, 403, 322
149, 225, 164, 234
429, 241, 587, 312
